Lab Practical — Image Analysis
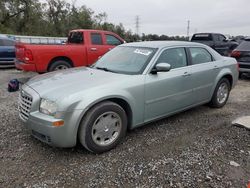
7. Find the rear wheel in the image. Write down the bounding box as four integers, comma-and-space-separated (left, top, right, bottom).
78, 101, 127, 153
48, 60, 71, 72
209, 78, 231, 108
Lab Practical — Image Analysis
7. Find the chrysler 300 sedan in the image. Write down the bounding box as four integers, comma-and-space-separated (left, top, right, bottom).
18, 41, 238, 153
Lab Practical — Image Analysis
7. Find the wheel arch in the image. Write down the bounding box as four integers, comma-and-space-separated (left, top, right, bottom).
221, 74, 233, 89
210, 70, 234, 101
75, 97, 134, 143
47, 56, 73, 71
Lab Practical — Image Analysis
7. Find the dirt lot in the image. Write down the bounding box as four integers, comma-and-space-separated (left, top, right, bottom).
0, 69, 249, 188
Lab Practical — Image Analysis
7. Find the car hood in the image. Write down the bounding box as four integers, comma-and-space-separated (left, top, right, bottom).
25, 67, 130, 101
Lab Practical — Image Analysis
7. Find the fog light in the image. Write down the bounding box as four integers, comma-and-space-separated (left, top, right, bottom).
53, 120, 64, 127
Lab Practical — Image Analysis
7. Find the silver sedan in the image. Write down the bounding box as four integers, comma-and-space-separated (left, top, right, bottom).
18, 41, 238, 153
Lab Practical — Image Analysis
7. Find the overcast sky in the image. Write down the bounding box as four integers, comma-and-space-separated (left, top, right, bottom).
73, 0, 249, 36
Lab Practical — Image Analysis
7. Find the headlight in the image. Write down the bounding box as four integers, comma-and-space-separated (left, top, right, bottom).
40, 98, 57, 116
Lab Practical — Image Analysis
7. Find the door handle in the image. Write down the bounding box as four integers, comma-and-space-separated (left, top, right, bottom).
182, 72, 191, 77
90, 47, 97, 51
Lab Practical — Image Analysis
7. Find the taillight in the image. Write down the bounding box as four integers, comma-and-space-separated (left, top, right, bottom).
24, 49, 33, 61
231, 50, 241, 57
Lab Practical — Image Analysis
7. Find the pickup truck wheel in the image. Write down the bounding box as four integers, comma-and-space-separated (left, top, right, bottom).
209, 78, 230, 108
78, 101, 127, 153
48, 60, 71, 72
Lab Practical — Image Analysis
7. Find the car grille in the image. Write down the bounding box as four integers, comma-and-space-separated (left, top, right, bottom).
18, 90, 33, 121
239, 64, 250, 69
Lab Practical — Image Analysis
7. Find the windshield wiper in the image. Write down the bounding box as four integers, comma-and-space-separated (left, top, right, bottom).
95, 67, 117, 73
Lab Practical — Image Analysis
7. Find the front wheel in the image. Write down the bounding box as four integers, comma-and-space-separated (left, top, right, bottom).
78, 101, 127, 153
209, 78, 231, 108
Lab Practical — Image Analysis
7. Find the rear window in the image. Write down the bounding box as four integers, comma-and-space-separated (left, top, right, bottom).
191, 34, 212, 41
236, 41, 250, 51
91, 33, 103, 45
68, 32, 83, 44
189, 48, 213, 65
0, 39, 15, 46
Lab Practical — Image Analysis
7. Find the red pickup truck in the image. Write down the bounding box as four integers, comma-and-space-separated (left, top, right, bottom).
15, 29, 125, 72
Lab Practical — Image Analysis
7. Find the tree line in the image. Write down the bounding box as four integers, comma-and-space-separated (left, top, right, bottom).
0, 0, 188, 42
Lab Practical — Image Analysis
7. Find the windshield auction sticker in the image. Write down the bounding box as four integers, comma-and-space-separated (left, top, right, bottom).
134, 49, 152, 56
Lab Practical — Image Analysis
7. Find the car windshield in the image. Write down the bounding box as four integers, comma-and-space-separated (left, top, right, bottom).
93, 46, 157, 75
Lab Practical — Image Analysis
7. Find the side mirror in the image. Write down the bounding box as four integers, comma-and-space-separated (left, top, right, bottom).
151, 63, 171, 74
223, 39, 228, 42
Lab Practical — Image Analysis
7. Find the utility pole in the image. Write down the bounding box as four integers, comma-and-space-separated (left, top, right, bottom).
135, 15, 140, 36
187, 20, 190, 39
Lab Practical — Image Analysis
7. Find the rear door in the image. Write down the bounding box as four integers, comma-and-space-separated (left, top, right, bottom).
67, 31, 88, 67
87, 32, 109, 65
187, 47, 219, 103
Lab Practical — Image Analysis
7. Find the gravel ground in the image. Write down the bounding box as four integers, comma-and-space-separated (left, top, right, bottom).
0, 69, 249, 188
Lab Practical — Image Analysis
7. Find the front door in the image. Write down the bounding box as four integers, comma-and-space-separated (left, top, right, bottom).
144, 47, 194, 122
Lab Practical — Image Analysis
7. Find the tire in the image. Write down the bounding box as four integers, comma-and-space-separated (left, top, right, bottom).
48, 60, 71, 72
209, 78, 231, 108
78, 101, 127, 153
239, 72, 243, 79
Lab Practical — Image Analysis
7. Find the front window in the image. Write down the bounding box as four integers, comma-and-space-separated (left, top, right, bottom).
156, 48, 187, 69
105, 34, 122, 46
93, 46, 157, 74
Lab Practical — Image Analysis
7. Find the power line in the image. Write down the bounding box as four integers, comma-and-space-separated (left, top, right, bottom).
187, 20, 190, 39
135, 15, 140, 36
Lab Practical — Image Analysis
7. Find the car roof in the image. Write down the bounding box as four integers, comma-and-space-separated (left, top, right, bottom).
193, 33, 223, 35
121, 41, 207, 49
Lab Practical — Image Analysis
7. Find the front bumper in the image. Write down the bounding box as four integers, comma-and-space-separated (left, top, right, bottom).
15, 59, 36, 71
22, 110, 83, 148
0, 60, 15, 68
19, 84, 83, 148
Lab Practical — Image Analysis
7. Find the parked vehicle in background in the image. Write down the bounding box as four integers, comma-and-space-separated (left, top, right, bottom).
232, 35, 246, 44
191, 33, 238, 56
0, 36, 16, 68
15, 29, 125, 73
18, 41, 238, 153
231, 38, 250, 77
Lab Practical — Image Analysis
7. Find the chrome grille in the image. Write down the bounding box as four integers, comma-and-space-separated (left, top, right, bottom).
18, 90, 33, 121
